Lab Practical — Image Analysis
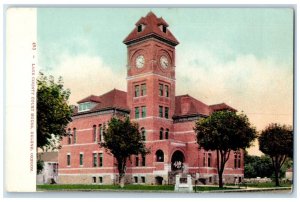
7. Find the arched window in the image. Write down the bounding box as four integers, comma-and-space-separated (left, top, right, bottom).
93, 125, 96, 142
73, 128, 77, 144
141, 127, 146, 141
234, 151, 241, 169
67, 128, 71, 144
165, 129, 169, 139
156, 150, 164, 162
159, 128, 164, 140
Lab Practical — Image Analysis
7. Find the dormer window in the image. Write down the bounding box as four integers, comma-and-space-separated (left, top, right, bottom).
162, 26, 167, 33
78, 102, 96, 112
138, 24, 143, 32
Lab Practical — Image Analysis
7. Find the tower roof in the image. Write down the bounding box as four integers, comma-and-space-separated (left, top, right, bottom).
123, 11, 179, 46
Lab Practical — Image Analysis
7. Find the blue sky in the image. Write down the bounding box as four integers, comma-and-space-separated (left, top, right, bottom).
37, 8, 293, 154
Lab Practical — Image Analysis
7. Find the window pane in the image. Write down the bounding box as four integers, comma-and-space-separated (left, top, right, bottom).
159, 128, 164, 140
165, 85, 169, 97
80, 154, 83, 165
165, 129, 169, 139
135, 107, 140, 119
67, 155, 70, 166
135, 85, 140, 97
73, 128, 76, 144
93, 125, 96, 142
141, 84, 146, 96
142, 106, 146, 118
141, 128, 146, 141
93, 153, 97, 167
135, 156, 139, 166
159, 106, 163, 118
159, 84, 163, 96
142, 156, 146, 166
165, 107, 169, 119
99, 153, 103, 167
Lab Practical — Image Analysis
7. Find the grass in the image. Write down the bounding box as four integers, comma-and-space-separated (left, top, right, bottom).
243, 182, 292, 188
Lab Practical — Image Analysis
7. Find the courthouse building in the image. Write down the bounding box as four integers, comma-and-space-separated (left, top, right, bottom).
58, 12, 244, 185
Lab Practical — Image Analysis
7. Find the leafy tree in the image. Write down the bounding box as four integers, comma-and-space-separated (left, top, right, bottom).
37, 159, 44, 174
195, 111, 256, 188
258, 123, 293, 186
37, 72, 73, 150
100, 116, 149, 188
244, 153, 273, 178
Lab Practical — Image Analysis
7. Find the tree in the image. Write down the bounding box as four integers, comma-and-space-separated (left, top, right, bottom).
37, 72, 73, 150
194, 111, 256, 188
244, 153, 273, 178
100, 116, 149, 188
258, 123, 293, 186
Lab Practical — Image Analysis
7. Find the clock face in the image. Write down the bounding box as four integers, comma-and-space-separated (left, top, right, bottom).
135, 55, 145, 68
160, 56, 169, 69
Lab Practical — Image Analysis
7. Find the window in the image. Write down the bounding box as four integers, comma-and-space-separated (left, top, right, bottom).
165, 129, 169, 139
98, 124, 102, 142
142, 106, 146, 118
79, 153, 83, 166
138, 24, 142, 32
67, 154, 71, 166
67, 128, 71, 144
203, 155, 206, 167
141, 84, 146, 96
135, 107, 140, 119
142, 156, 146, 166
99, 177, 103, 184
159, 84, 163, 96
209, 177, 212, 183
234, 151, 241, 169
141, 176, 146, 183
135, 156, 139, 166
208, 153, 212, 167
134, 176, 138, 183
159, 106, 163, 118
156, 150, 164, 162
92, 177, 96, 183
165, 107, 169, 119
141, 127, 146, 141
93, 125, 96, 142
159, 128, 164, 140
93, 153, 97, 167
135, 85, 140, 97
165, 85, 169, 97
79, 102, 93, 112
162, 26, 167, 33
99, 153, 103, 167
73, 128, 77, 144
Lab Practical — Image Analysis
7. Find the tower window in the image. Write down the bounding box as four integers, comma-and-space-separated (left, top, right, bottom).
159, 106, 163, 118
135, 107, 140, 119
159, 128, 164, 140
159, 84, 164, 96
67, 128, 71, 144
142, 106, 147, 118
165, 107, 169, 119
165, 85, 169, 97
135, 85, 140, 97
141, 84, 146, 96
165, 129, 169, 139
138, 24, 142, 32
93, 153, 97, 167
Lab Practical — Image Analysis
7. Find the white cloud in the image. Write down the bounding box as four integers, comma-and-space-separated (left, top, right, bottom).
44, 53, 126, 105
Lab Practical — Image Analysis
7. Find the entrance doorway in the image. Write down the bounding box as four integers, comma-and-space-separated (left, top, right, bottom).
171, 150, 185, 171
155, 176, 163, 185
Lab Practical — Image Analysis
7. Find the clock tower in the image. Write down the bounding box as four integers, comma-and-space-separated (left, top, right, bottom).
123, 11, 179, 139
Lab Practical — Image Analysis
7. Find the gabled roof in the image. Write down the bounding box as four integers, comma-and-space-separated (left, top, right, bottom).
75, 89, 129, 115
174, 94, 212, 117
174, 94, 236, 118
123, 11, 179, 46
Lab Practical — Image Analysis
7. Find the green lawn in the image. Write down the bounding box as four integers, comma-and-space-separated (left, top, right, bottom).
37, 184, 239, 191
243, 182, 292, 188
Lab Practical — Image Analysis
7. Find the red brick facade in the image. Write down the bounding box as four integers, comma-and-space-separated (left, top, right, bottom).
58, 12, 244, 185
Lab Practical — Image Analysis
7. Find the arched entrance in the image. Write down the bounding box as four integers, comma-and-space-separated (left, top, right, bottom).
171, 150, 185, 171
155, 176, 164, 185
